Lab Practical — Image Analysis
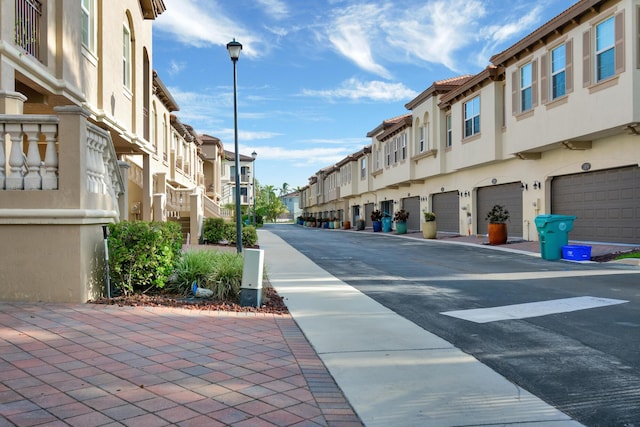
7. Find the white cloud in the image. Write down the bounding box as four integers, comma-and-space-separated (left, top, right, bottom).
382, 0, 486, 73
155, 0, 263, 58
255, 0, 289, 20
300, 78, 417, 102
168, 60, 185, 77
240, 144, 352, 166
326, 4, 392, 79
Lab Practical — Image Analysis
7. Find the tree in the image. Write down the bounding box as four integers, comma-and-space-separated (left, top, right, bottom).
257, 184, 286, 222
279, 182, 290, 196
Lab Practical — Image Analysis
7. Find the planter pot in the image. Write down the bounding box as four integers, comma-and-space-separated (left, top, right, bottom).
422, 221, 437, 239
356, 220, 365, 231
488, 223, 508, 245
396, 221, 407, 234
323, 222, 329, 229
328, 221, 334, 229
382, 217, 392, 232
333, 221, 340, 229
343, 221, 351, 230
372, 220, 382, 232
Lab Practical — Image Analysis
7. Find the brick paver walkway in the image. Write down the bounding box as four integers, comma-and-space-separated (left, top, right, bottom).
0, 303, 362, 427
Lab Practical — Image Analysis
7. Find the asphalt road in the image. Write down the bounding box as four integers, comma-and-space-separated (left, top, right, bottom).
265, 223, 640, 427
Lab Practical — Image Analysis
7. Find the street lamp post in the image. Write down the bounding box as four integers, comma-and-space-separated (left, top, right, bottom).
227, 39, 243, 253
251, 150, 257, 226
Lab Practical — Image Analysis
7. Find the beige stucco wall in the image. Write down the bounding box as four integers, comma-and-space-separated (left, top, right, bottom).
0, 221, 109, 303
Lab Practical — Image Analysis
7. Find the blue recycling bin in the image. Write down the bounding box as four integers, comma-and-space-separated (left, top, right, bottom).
534, 214, 577, 260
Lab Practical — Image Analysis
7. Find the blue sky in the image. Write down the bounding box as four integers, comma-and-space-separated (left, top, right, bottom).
153, 0, 578, 192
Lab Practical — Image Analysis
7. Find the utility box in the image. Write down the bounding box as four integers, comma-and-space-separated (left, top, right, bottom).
240, 248, 264, 307
534, 214, 577, 260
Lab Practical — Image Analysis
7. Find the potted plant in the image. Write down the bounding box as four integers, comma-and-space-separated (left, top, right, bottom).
356, 218, 365, 230
422, 211, 437, 239
371, 210, 382, 232
485, 204, 510, 245
393, 209, 410, 234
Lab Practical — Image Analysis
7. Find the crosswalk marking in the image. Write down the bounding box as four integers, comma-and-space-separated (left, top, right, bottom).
441, 296, 628, 323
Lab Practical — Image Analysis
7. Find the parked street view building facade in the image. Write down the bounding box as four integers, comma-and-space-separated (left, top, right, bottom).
0, 0, 253, 302
300, 0, 640, 246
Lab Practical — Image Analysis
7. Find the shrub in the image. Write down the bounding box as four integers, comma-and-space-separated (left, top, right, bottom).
107, 221, 182, 295
223, 224, 258, 247
203, 218, 226, 244
170, 249, 216, 294
206, 252, 244, 302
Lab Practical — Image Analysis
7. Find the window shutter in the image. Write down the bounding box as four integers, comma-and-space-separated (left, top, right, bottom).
540, 53, 548, 104
566, 39, 574, 93
583, 29, 591, 87
511, 71, 518, 115
532, 59, 539, 107
615, 10, 625, 75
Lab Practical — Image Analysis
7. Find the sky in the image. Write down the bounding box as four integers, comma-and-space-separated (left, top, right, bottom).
152, 0, 578, 192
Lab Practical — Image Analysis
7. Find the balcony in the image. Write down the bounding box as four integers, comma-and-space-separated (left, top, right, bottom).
15, 0, 42, 60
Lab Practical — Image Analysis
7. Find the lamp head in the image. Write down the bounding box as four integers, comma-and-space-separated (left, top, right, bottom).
226, 39, 242, 61
251, 150, 257, 159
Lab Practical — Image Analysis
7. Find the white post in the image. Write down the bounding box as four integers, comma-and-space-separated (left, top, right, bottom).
240, 248, 264, 307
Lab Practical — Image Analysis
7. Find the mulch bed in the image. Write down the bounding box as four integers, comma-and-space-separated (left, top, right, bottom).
90, 286, 289, 314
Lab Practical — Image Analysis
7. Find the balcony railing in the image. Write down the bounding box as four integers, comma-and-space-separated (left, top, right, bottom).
0, 115, 58, 190
15, 0, 42, 59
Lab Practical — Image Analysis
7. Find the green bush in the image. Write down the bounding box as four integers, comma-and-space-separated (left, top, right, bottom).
107, 221, 183, 295
243, 225, 258, 247
224, 224, 258, 247
206, 252, 244, 302
170, 249, 216, 294
203, 217, 226, 244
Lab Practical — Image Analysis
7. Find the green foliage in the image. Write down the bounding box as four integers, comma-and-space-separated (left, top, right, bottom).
203, 217, 227, 244
170, 250, 216, 294
615, 251, 640, 260
206, 252, 244, 302
242, 225, 258, 247
107, 221, 182, 295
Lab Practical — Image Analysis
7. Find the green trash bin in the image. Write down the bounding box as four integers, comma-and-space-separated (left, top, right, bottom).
534, 214, 577, 260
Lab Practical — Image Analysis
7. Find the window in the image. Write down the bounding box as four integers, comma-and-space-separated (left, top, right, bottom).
446, 114, 452, 147
123, 23, 131, 89
596, 16, 615, 81
419, 126, 424, 152
583, 12, 624, 87
520, 63, 533, 111
551, 44, 566, 99
81, 0, 95, 52
401, 134, 407, 160
361, 157, 366, 179
464, 96, 480, 138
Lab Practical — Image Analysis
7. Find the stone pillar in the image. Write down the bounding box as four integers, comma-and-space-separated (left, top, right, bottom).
142, 154, 151, 221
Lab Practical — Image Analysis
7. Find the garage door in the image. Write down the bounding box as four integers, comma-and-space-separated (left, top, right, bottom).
364, 203, 374, 228
551, 166, 640, 244
402, 196, 420, 231
477, 183, 523, 238
432, 191, 460, 233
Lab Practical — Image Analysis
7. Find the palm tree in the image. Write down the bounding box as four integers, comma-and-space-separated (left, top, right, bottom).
279, 182, 290, 196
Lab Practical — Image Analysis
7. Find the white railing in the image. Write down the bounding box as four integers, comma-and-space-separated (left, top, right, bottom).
86, 122, 124, 214
166, 184, 194, 212
203, 194, 220, 217
0, 115, 59, 190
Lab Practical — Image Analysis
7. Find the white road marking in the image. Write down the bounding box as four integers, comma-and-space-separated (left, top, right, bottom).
441, 296, 629, 323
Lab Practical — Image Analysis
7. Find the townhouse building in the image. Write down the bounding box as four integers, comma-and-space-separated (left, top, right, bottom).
301, 0, 640, 246
0, 0, 226, 302
220, 150, 257, 217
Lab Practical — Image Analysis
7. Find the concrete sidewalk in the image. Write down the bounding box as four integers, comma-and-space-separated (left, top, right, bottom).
259, 229, 585, 427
